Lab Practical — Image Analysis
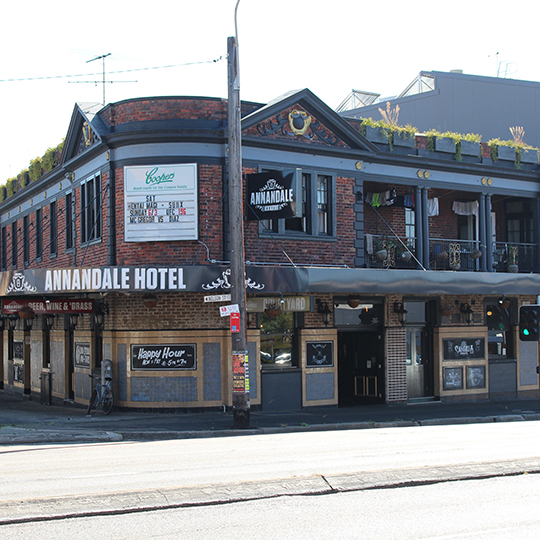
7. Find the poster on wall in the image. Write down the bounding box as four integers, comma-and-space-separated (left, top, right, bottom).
75, 343, 91, 367
306, 341, 334, 367
131, 344, 196, 370
124, 164, 198, 242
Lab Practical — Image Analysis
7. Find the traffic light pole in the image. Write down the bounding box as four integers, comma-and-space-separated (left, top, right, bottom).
228, 27, 250, 429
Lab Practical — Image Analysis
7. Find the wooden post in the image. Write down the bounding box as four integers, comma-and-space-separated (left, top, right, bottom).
228, 35, 250, 428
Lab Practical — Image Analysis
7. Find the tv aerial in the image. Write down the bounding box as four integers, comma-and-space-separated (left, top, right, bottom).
69, 53, 136, 105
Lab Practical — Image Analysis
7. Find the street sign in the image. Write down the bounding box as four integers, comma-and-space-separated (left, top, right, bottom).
204, 294, 231, 303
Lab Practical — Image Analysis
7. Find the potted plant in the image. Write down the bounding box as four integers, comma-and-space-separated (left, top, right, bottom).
507, 245, 519, 273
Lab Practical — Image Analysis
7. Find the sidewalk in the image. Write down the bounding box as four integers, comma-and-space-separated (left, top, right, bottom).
1, 389, 540, 445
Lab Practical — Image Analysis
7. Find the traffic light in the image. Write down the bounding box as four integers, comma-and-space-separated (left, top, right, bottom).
519, 305, 540, 341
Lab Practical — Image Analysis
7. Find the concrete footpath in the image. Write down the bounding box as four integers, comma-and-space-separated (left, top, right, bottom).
2, 389, 540, 445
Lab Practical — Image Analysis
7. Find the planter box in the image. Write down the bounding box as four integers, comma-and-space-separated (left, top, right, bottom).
520, 148, 538, 164
497, 145, 516, 162
393, 131, 416, 149
435, 137, 456, 154
364, 125, 389, 144
460, 140, 480, 157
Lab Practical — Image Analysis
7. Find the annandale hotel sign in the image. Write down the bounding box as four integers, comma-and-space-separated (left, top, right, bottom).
0, 265, 309, 295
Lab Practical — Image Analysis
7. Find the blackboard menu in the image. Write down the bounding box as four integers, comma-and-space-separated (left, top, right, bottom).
306, 341, 334, 367
443, 338, 485, 361
131, 344, 196, 370
443, 367, 463, 390
466, 365, 486, 389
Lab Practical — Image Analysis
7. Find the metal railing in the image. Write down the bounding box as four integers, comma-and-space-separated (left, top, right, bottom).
429, 239, 481, 272
365, 235, 537, 273
365, 235, 417, 269
492, 242, 536, 273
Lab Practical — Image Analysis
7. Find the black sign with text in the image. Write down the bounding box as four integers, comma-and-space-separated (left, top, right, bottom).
443, 338, 485, 360
131, 344, 196, 370
246, 170, 301, 221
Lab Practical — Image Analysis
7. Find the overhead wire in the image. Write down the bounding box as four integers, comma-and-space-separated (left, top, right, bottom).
0, 56, 223, 83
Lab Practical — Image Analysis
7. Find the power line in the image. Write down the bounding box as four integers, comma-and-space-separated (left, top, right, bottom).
0, 56, 223, 83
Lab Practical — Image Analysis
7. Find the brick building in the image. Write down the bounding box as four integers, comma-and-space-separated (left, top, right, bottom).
1, 88, 539, 412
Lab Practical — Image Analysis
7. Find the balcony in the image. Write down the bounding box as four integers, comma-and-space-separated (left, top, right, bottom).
365, 235, 537, 273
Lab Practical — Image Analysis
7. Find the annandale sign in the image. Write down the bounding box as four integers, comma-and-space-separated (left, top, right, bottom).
246, 169, 302, 221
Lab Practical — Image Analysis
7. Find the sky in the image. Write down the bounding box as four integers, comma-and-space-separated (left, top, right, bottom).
1, 0, 539, 183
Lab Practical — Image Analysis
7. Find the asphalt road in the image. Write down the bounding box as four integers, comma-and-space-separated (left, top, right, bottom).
1, 420, 540, 527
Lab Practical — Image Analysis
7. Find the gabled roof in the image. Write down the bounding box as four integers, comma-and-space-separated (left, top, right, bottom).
241, 88, 378, 153
61, 102, 106, 166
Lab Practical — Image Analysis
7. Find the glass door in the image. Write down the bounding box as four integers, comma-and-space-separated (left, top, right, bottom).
406, 327, 425, 399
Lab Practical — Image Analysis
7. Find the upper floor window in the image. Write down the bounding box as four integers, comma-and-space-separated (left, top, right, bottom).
81, 174, 102, 243
66, 192, 73, 250
23, 216, 29, 266
35, 208, 43, 260
260, 170, 334, 238
50, 200, 57, 257
1, 227, 7, 270
11, 221, 18, 268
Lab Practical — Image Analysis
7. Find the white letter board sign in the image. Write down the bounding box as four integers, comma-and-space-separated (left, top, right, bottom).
124, 163, 198, 242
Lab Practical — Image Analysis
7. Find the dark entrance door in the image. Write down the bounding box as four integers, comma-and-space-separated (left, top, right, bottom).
338, 331, 385, 405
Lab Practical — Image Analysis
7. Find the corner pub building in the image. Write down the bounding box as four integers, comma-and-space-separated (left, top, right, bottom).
1, 89, 540, 412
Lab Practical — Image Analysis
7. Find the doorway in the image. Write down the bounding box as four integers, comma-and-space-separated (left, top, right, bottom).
338, 331, 385, 405
406, 325, 434, 400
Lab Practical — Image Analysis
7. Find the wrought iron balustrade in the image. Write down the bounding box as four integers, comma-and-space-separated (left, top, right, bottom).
365, 235, 417, 269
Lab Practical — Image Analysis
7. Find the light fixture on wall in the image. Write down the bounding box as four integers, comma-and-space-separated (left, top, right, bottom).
69, 314, 79, 329
7, 315, 18, 330
316, 299, 332, 326
498, 296, 511, 309
45, 314, 56, 329
393, 302, 407, 325
460, 303, 474, 324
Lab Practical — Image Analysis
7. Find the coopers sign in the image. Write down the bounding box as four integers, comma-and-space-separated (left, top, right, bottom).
246, 169, 302, 221
124, 163, 198, 242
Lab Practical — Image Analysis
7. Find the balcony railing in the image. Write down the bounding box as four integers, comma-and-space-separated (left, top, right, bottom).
429, 239, 482, 272
365, 236, 417, 270
365, 235, 538, 273
492, 242, 536, 273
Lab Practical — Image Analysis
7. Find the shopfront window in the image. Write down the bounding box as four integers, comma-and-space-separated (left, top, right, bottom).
260, 311, 297, 369
486, 303, 514, 358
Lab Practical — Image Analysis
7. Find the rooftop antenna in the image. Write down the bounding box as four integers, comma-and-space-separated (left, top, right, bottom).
69, 53, 136, 105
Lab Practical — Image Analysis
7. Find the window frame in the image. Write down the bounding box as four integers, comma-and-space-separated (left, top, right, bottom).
50, 200, 58, 257
258, 167, 335, 239
80, 173, 102, 244
35, 207, 43, 261
65, 192, 73, 251
11, 221, 18, 268
23, 215, 29, 267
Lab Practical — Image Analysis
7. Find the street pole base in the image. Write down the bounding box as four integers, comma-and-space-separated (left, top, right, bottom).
233, 407, 250, 429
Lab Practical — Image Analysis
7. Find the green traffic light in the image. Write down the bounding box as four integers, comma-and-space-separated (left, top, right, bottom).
523, 329, 530, 336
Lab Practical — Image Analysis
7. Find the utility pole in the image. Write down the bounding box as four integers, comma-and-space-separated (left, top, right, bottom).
227, 1, 249, 429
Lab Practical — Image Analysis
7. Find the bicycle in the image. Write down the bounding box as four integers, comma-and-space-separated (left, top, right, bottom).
86, 374, 114, 415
